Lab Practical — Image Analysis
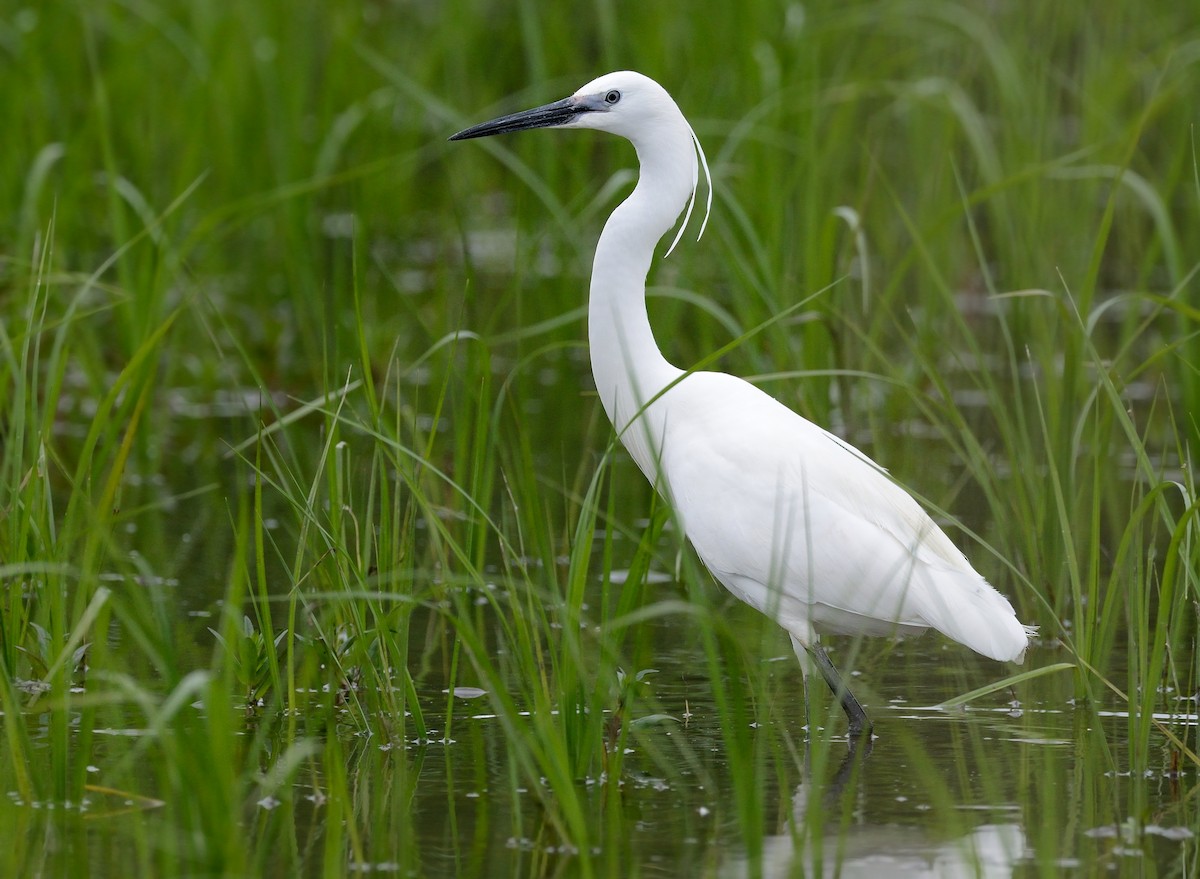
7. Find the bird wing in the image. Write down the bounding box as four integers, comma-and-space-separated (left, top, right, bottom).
647, 371, 1027, 660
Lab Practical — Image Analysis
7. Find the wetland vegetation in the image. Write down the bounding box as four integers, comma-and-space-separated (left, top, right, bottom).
2, 1, 1199, 875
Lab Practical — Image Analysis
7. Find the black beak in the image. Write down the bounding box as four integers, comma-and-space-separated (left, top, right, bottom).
449, 96, 582, 141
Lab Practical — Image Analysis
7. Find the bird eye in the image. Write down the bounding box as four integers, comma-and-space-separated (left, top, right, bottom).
604, 89, 621, 105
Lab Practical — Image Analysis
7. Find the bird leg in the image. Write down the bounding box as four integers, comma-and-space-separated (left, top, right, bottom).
808, 643, 873, 739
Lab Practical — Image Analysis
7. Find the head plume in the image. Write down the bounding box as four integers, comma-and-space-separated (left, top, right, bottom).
663, 113, 712, 258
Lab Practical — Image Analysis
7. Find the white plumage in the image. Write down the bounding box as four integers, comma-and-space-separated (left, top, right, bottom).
452, 71, 1034, 736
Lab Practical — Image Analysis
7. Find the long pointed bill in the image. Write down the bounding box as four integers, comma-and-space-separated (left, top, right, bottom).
449, 96, 582, 141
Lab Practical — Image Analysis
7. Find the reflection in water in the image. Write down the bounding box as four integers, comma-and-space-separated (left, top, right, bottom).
744, 822, 1026, 878
722, 739, 1026, 878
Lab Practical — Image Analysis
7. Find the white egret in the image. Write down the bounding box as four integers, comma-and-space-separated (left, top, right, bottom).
451, 71, 1034, 737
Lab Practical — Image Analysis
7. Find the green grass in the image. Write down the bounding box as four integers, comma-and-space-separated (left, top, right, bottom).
2, 0, 1199, 875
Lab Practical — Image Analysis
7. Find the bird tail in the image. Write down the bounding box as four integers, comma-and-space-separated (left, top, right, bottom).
915, 570, 1033, 663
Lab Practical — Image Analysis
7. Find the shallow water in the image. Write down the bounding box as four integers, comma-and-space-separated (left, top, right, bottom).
314, 632, 1196, 877
4, 586, 1196, 877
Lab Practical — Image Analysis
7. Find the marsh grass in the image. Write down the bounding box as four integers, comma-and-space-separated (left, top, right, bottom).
2, 0, 1199, 875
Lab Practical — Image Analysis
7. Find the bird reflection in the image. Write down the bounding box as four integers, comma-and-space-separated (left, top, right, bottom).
723, 737, 1025, 878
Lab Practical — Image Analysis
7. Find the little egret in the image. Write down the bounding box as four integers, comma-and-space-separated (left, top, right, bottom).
451, 71, 1034, 737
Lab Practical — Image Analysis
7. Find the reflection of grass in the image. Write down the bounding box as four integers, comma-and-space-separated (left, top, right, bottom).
1, 0, 1198, 874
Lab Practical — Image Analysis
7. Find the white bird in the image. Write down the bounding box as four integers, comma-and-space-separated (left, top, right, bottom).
451, 71, 1034, 737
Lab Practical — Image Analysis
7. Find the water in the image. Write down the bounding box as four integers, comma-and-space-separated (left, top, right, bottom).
287, 632, 1195, 876
271, 603, 1194, 875
6, 429, 1197, 877
5, 561, 1196, 876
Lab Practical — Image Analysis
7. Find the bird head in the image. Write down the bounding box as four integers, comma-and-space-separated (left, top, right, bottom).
450, 71, 667, 140
450, 70, 711, 254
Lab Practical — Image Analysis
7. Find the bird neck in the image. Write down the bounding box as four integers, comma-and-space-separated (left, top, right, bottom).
588, 131, 695, 433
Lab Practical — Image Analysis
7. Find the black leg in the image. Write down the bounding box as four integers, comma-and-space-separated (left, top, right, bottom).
827, 729, 873, 795
808, 643, 873, 739
802, 667, 812, 733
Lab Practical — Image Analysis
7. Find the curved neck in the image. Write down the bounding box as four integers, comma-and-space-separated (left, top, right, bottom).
588, 130, 695, 430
